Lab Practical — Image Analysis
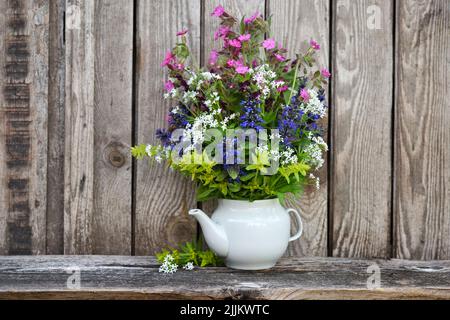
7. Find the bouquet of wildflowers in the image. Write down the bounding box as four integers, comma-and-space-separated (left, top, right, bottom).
132, 6, 330, 202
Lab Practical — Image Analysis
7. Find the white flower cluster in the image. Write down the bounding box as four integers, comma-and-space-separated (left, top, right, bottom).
309, 173, 321, 190
158, 254, 195, 274
164, 88, 179, 100
187, 71, 221, 90
252, 64, 278, 99
254, 143, 297, 166
312, 136, 328, 151
221, 113, 238, 130
304, 143, 325, 169
301, 89, 326, 118
204, 91, 220, 108
184, 113, 220, 151
280, 147, 298, 166
159, 254, 178, 274
182, 90, 198, 104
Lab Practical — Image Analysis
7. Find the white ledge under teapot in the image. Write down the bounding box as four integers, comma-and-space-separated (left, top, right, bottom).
189, 199, 303, 270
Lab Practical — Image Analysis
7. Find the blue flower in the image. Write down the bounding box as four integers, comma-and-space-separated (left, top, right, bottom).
240, 99, 264, 130
318, 89, 326, 102
168, 105, 189, 129
278, 104, 304, 146
156, 128, 172, 147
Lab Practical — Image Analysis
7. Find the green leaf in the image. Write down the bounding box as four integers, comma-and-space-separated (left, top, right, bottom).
131, 144, 147, 160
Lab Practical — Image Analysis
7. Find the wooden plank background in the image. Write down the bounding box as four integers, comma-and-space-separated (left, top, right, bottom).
0, 0, 448, 259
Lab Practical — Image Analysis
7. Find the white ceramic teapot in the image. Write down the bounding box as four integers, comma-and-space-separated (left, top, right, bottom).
189, 198, 303, 270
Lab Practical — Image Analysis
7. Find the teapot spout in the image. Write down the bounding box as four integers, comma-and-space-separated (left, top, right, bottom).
189, 209, 229, 257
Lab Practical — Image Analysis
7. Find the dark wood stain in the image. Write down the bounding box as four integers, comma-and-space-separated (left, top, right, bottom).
2, 0, 33, 255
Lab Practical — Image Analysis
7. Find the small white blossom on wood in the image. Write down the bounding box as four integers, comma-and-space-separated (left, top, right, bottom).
183, 262, 195, 271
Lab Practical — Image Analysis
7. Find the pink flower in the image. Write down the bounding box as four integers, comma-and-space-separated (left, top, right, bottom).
214, 25, 231, 40
321, 68, 331, 78
211, 5, 225, 17
176, 29, 188, 36
300, 88, 310, 102
274, 54, 286, 62
277, 85, 288, 92
164, 80, 175, 92
262, 38, 276, 50
209, 50, 219, 65
227, 59, 238, 68
174, 63, 185, 71
310, 39, 320, 50
238, 34, 251, 42
235, 65, 249, 74
244, 12, 260, 24
228, 39, 242, 48
161, 51, 175, 66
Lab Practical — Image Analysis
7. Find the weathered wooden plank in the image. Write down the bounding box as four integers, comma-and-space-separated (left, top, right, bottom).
0, 0, 48, 255
64, 0, 133, 254
46, 0, 65, 254
134, 0, 200, 255
331, 0, 393, 258
395, 0, 450, 260
0, 0, 8, 255
0, 256, 449, 299
91, 0, 133, 254
64, 0, 95, 254
269, 0, 329, 257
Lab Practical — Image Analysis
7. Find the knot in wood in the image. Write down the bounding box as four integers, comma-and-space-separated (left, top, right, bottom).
109, 149, 125, 168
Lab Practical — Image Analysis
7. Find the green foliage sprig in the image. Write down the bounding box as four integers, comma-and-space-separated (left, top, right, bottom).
156, 239, 224, 267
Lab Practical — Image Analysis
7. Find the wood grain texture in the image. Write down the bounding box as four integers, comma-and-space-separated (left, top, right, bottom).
64, 0, 96, 254
46, 0, 65, 254
332, 0, 393, 258
0, 256, 449, 300
92, 0, 133, 254
269, 0, 329, 257
0, 0, 7, 255
0, 0, 49, 255
64, 0, 133, 254
134, 0, 200, 255
395, 0, 450, 260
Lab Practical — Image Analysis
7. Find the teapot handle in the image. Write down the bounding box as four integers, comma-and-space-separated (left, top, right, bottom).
287, 208, 303, 242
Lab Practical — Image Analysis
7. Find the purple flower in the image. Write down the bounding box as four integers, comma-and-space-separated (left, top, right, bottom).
214, 25, 231, 40
244, 12, 260, 24
235, 65, 249, 74
156, 128, 172, 147
227, 59, 238, 68
211, 5, 225, 17
274, 53, 286, 62
321, 68, 331, 78
164, 80, 175, 92
228, 39, 242, 48
262, 38, 276, 50
209, 50, 219, 65
167, 106, 189, 129
310, 39, 320, 50
278, 105, 304, 146
300, 88, 310, 102
176, 29, 188, 36
238, 34, 251, 42
277, 85, 288, 92
240, 100, 264, 130
161, 51, 175, 67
